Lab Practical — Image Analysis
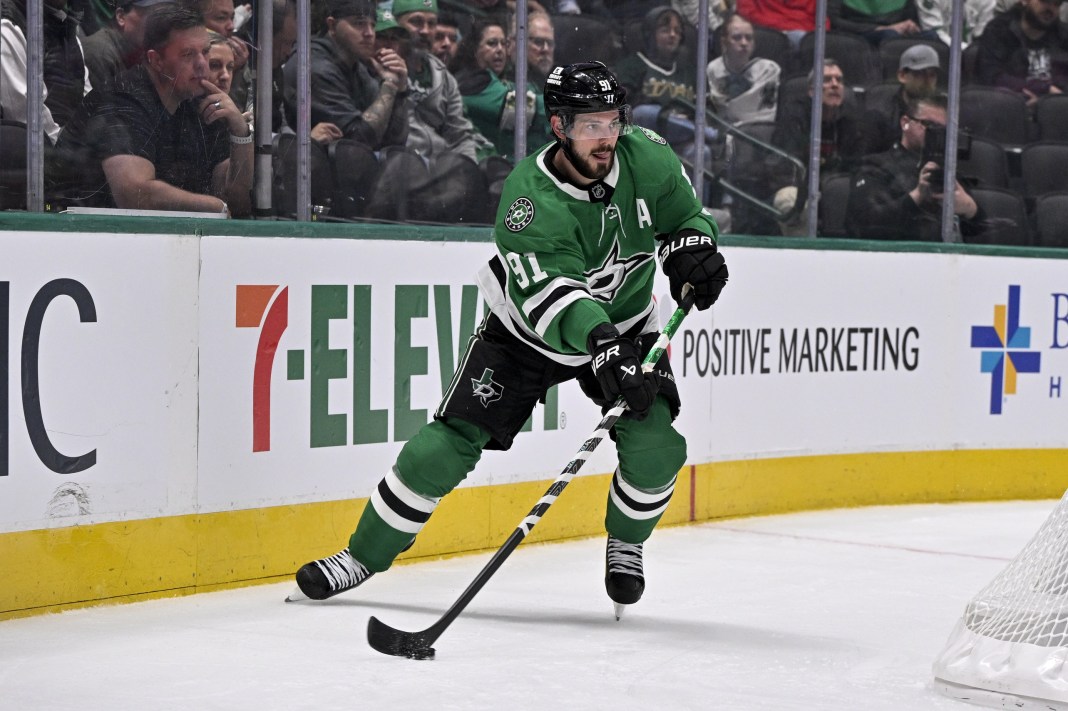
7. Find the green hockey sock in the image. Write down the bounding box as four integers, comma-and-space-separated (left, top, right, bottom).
605, 398, 687, 543
350, 417, 490, 572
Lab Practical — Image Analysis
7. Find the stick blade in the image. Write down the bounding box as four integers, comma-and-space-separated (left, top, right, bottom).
367, 616, 436, 660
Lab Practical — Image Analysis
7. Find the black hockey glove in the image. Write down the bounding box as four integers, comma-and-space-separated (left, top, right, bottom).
658, 230, 728, 310
587, 323, 660, 420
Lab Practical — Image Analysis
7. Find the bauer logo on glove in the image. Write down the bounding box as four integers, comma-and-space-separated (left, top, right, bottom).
657, 229, 728, 311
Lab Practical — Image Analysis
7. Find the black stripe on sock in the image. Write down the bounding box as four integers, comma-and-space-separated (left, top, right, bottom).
377, 478, 431, 524
611, 476, 672, 513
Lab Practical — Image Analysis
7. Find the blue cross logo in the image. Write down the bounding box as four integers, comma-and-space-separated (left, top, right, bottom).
970, 285, 1041, 414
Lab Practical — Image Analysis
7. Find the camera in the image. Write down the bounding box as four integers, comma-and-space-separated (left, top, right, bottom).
921, 125, 972, 188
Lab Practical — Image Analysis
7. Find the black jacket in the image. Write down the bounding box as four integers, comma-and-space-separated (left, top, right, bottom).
0, 0, 87, 127
281, 36, 408, 149
845, 143, 987, 241
975, 4, 1068, 94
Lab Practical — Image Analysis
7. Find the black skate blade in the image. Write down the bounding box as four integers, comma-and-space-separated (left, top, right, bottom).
367, 616, 436, 660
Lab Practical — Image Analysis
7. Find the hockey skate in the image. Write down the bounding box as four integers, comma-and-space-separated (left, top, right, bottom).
605, 536, 644, 620
290, 548, 373, 601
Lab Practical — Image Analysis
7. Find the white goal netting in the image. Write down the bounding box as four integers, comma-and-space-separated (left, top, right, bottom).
934, 490, 1068, 710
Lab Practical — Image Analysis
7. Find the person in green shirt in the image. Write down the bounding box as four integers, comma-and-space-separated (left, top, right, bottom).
448, 16, 552, 163
292, 61, 728, 617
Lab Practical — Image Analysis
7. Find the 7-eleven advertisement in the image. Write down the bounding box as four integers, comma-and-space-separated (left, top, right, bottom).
196, 235, 635, 514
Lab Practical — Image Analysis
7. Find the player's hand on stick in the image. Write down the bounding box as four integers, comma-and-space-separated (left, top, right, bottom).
587, 324, 659, 420
658, 230, 728, 310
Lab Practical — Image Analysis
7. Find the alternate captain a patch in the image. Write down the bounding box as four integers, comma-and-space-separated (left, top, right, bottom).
505, 197, 535, 232
638, 126, 667, 145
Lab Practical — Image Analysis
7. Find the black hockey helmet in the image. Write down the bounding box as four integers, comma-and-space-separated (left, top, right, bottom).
544, 61, 632, 141
543, 61, 628, 117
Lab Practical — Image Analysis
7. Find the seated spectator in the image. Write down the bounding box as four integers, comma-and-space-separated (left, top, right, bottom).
772, 59, 865, 177
282, 0, 408, 151
52, 4, 252, 215
268, 0, 344, 144
431, 10, 460, 65
828, 0, 939, 45
449, 17, 551, 163
70, 0, 111, 35
510, 10, 555, 88
618, 5, 697, 115
845, 95, 986, 241
1, 0, 92, 144
860, 43, 941, 154
448, 0, 547, 42
917, 0, 995, 47
617, 6, 717, 186
975, 0, 1068, 107
737, 0, 822, 50
707, 13, 781, 126
375, 4, 496, 222
206, 30, 235, 93
82, 0, 172, 90
279, 0, 411, 218
185, 0, 252, 110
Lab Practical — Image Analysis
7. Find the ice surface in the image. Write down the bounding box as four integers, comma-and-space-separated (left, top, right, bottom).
0, 501, 1053, 711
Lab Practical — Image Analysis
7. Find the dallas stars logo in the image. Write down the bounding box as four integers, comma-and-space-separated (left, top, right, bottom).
505, 197, 534, 232
471, 368, 504, 408
638, 126, 667, 145
584, 238, 653, 302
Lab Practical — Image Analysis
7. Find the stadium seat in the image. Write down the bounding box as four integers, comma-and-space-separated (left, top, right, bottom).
818, 172, 852, 237
968, 186, 1031, 246
959, 86, 1033, 149
957, 136, 1010, 189
1034, 192, 1068, 248
1020, 141, 1068, 200
960, 43, 980, 86
798, 31, 880, 89
1035, 94, 1068, 141
553, 15, 620, 66
752, 26, 795, 76
862, 81, 900, 112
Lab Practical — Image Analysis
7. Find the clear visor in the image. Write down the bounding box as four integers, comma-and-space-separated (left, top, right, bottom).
562, 105, 633, 140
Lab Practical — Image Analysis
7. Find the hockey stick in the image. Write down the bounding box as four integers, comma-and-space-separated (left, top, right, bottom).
367, 292, 696, 660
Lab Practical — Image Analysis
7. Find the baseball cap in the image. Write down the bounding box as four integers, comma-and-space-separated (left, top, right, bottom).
327, 0, 376, 20
391, 0, 438, 16
899, 44, 940, 72
117, 0, 175, 9
375, 7, 404, 34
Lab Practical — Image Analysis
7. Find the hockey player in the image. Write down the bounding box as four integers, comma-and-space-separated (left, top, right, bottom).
293, 61, 728, 615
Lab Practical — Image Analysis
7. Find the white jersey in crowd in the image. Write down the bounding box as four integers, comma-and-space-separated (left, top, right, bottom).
706, 56, 781, 127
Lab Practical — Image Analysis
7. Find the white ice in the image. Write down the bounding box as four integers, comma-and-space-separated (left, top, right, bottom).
0, 500, 1055, 711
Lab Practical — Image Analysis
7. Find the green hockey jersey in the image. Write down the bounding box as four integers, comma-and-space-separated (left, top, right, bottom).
477, 126, 719, 365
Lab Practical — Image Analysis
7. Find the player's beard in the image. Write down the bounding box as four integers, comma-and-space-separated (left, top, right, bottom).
563, 138, 615, 181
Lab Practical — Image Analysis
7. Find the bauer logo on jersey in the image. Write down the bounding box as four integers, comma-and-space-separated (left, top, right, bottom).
471, 368, 504, 407
505, 197, 535, 232
638, 126, 667, 145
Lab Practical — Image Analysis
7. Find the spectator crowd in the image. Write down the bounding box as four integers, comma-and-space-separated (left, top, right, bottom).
1, 0, 1067, 245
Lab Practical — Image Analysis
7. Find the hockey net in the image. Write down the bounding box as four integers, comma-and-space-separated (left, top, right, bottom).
933, 490, 1068, 710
